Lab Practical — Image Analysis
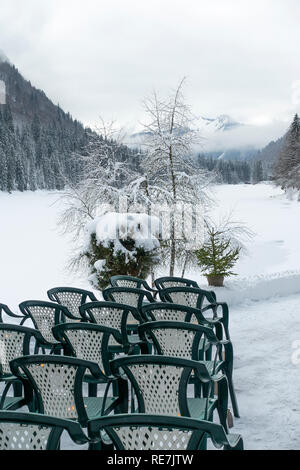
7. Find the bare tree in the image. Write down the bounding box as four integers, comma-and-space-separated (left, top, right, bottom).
56, 121, 142, 241
138, 78, 215, 276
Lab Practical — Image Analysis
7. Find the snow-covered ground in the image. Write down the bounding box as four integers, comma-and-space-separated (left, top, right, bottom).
230, 294, 300, 450
0, 190, 93, 312
189, 183, 300, 306
1, 183, 300, 449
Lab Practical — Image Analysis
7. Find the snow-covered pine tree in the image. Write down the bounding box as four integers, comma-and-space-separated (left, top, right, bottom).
252, 160, 264, 184
273, 114, 300, 192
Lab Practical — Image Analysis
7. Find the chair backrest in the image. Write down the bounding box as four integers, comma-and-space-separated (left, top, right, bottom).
47, 287, 98, 320
110, 275, 151, 291
110, 355, 211, 417
141, 302, 201, 323
138, 321, 218, 361
0, 325, 42, 377
88, 414, 243, 450
79, 302, 143, 349
155, 277, 199, 291
159, 287, 216, 310
52, 322, 121, 377
102, 287, 155, 313
18, 301, 71, 346
0, 412, 88, 450
0, 304, 25, 324
10, 355, 102, 426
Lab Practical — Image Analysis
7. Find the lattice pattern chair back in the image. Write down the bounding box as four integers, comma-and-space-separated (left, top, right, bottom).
155, 277, 199, 291
141, 302, 197, 323
18, 301, 70, 346
121, 363, 182, 415
138, 321, 218, 362
52, 323, 120, 376
10, 356, 102, 425
0, 412, 88, 450
79, 302, 142, 347
111, 278, 139, 289
88, 414, 244, 450
139, 324, 198, 360
103, 288, 155, 316
110, 356, 211, 417
0, 325, 41, 376
0, 421, 52, 450
110, 276, 158, 296
47, 287, 98, 320
159, 287, 215, 310
108, 424, 193, 450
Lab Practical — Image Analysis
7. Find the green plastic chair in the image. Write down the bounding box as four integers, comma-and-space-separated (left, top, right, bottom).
141, 302, 216, 360
102, 288, 155, 335
47, 287, 98, 321
0, 304, 26, 324
158, 287, 231, 341
79, 301, 146, 354
10, 355, 126, 431
138, 321, 239, 420
110, 275, 159, 298
88, 414, 243, 450
0, 411, 89, 450
141, 301, 217, 325
52, 322, 129, 402
103, 287, 155, 311
141, 301, 226, 360
109, 355, 229, 431
18, 301, 76, 354
0, 324, 44, 411
155, 276, 199, 290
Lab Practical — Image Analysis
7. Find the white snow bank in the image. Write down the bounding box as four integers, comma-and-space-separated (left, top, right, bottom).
196, 270, 300, 306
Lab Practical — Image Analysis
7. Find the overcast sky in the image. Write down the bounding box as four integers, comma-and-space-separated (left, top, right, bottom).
0, 0, 300, 147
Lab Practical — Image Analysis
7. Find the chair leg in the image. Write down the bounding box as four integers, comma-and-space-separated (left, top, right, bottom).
13, 381, 23, 398
222, 343, 240, 418
116, 378, 128, 414
197, 433, 208, 450
226, 373, 240, 418
88, 383, 98, 397
215, 377, 229, 432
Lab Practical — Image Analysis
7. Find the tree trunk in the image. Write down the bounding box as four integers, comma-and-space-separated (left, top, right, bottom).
181, 252, 189, 278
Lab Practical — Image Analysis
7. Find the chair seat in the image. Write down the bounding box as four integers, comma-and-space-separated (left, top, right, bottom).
84, 397, 120, 420
187, 397, 217, 420
1, 396, 26, 411
128, 334, 142, 344
0, 375, 19, 383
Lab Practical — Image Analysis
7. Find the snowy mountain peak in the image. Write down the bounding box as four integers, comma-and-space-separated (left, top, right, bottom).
197, 114, 242, 133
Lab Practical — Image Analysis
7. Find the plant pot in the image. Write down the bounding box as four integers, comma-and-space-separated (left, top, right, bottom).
206, 275, 225, 287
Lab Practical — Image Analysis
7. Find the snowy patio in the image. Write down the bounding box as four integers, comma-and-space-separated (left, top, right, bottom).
1, 182, 300, 450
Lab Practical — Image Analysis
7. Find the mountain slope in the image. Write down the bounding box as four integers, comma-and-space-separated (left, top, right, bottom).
0, 54, 88, 192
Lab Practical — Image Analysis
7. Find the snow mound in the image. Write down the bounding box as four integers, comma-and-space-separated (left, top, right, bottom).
197, 270, 300, 306
85, 212, 160, 253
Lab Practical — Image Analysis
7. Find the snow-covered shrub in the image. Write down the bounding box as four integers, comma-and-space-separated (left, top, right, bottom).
82, 212, 161, 289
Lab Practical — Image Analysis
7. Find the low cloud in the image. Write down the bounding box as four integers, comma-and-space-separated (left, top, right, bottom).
198, 121, 288, 152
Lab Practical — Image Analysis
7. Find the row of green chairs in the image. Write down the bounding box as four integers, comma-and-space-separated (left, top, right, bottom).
1, 279, 237, 418
0, 412, 243, 450
0, 320, 242, 449
0, 275, 241, 450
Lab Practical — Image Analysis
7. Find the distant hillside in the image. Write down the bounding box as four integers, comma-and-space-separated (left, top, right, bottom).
254, 136, 284, 177
0, 55, 89, 192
